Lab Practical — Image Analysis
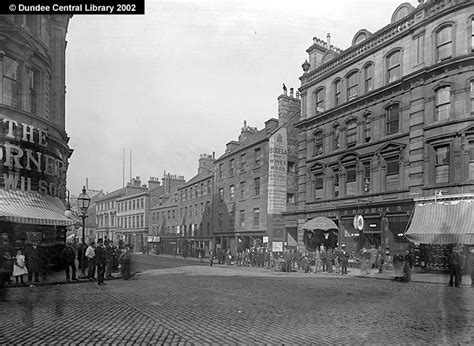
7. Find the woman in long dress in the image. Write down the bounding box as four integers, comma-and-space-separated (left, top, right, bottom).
13, 249, 28, 285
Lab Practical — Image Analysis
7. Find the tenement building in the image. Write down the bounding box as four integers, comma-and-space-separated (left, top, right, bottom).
282, 0, 474, 267
176, 153, 215, 257
213, 90, 300, 254
149, 189, 180, 255
0, 15, 75, 262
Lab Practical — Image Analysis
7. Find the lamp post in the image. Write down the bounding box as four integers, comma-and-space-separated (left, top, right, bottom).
77, 186, 91, 277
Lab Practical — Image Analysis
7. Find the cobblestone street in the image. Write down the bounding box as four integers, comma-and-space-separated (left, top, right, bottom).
1, 264, 473, 345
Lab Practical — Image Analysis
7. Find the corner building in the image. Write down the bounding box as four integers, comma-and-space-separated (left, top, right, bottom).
0, 15, 74, 255
283, 0, 474, 262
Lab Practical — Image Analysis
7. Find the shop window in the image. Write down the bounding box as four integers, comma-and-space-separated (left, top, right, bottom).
385, 156, 400, 191
315, 88, 325, 113
314, 172, 324, 200
1, 56, 21, 109
386, 50, 401, 84
346, 165, 357, 196
435, 86, 451, 121
435, 145, 450, 184
313, 130, 324, 157
364, 63, 374, 93
386, 104, 400, 135
239, 210, 245, 227
334, 79, 342, 106
253, 208, 260, 226
346, 71, 359, 101
435, 25, 452, 62
346, 119, 357, 148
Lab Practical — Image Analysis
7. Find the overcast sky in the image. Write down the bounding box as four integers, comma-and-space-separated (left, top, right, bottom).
65, 0, 417, 195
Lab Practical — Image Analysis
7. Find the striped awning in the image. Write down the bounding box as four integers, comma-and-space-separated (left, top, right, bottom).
405, 200, 474, 245
0, 189, 75, 226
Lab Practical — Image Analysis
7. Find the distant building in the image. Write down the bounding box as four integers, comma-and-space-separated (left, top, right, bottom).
283, 0, 474, 267
149, 190, 179, 255
213, 90, 300, 254
176, 154, 215, 257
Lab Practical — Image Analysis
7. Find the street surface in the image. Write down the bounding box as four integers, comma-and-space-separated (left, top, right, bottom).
0, 254, 473, 345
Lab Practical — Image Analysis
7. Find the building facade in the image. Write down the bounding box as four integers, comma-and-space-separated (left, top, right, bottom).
0, 15, 74, 260
282, 0, 474, 265
176, 154, 215, 257
213, 92, 300, 254
149, 190, 179, 255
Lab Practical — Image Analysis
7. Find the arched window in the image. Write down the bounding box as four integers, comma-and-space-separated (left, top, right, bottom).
334, 79, 342, 106
435, 86, 451, 121
315, 88, 325, 113
386, 104, 400, 135
1, 56, 21, 109
346, 119, 357, 148
313, 130, 324, 157
346, 71, 359, 100
386, 50, 401, 83
364, 63, 374, 93
435, 25, 453, 62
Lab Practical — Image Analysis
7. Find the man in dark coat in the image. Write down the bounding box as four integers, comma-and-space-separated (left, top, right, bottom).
95, 239, 107, 285
105, 240, 114, 280
448, 245, 464, 287
61, 240, 78, 282
25, 241, 44, 283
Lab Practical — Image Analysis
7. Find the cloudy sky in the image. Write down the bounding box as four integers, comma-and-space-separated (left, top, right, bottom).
65, 0, 417, 195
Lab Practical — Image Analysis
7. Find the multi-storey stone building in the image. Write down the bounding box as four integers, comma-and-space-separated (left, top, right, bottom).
176, 154, 215, 256
213, 91, 300, 254
149, 190, 180, 255
0, 15, 74, 255
116, 174, 185, 252
282, 0, 474, 267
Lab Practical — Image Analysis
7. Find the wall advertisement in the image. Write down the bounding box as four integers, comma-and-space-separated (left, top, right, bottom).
267, 127, 287, 214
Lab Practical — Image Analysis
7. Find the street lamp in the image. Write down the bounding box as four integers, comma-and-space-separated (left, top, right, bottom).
77, 186, 91, 277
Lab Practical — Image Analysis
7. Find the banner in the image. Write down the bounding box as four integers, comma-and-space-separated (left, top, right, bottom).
267, 128, 287, 214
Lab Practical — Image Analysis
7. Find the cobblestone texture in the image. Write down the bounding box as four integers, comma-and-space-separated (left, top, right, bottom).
0, 263, 473, 345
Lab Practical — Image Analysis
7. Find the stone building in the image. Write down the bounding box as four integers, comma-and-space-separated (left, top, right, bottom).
176, 153, 215, 257
0, 15, 74, 260
149, 190, 180, 255
213, 90, 300, 254
282, 0, 474, 267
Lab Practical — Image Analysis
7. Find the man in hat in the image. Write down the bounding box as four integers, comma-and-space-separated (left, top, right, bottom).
95, 239, 107, 285
339, 244, 350, 275
25, 241, 44, 283
85, 241, 96, 281
448, 245, 464, 287
61, 239, 78, 282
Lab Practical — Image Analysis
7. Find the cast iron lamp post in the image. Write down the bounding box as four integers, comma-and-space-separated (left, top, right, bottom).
77, 186, 91, 277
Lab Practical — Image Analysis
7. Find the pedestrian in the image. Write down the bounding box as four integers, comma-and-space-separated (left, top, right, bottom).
402, 250, 414, 283
334, 248, 341, 274
77, 241, 87, 274
314, 248, 321, 274
339, 245, 350, 275
85, 242, 96, 281
25, 241, 43, 283
95, 239, 107, 285
448, 245, 464, 287
209, 250, 215, 267
13, 249, 28, 285
105, 240, 114, 279
2, 250, 13, 283
468, 247, 474, 288
320, 246, 327, 272
392, 250, 404, 281
376, 246, 385, 273
326, 248, 334, 273
361, 248, 371, 275
60, 240, 78, 282
369, 245, 378, 270
0, 247, 11, 301
119, 245, 131, 280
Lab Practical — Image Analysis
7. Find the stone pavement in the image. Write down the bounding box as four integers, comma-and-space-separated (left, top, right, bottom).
0, 259, 473, 345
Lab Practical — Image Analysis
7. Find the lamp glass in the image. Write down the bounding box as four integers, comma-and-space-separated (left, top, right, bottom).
77, 186, 91, 212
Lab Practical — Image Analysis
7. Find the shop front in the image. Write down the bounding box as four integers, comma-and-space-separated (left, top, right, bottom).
405, 195, 474, 272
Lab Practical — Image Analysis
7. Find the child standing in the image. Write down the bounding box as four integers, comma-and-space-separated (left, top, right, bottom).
13, 249, 28, 285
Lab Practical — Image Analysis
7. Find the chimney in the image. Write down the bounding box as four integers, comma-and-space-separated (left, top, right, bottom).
278, 88, 301, 127
265, 118, 279, 135
148, 177, 161, 191
238, 121, 258, 142
198, 153, 215, 174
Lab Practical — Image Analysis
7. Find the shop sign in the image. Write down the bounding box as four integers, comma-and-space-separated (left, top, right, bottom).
272, 241, 283, 252
308, 203, 412, 219
353, 215, 364, 231
267, 128, 287, 214
0, 117, 67, 199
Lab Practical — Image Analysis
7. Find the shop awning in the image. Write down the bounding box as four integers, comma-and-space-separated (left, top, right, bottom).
405, 200, 474, 245
0, 189, 75, 226
301, 217, 338, 232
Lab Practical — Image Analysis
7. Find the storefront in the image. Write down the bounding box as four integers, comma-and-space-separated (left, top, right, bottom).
405, 194, 474, 271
